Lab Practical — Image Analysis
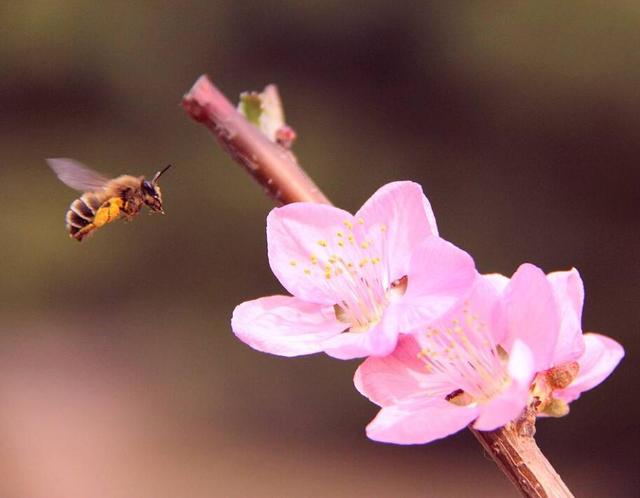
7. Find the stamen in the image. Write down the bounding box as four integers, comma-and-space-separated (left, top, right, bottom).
293, 218, 397, 333
417, 310, 509, 404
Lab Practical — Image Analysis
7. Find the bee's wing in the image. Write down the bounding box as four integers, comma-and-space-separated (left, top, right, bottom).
47, 158, 110, 192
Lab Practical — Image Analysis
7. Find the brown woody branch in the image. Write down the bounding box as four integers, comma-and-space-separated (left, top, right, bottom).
181, 74, 574, 498
182, 75, 330, 206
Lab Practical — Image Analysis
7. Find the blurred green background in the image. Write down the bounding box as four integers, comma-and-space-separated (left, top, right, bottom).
1, 1, 638, 496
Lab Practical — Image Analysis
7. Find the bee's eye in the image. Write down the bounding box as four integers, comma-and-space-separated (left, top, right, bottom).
142, 180, 155, 195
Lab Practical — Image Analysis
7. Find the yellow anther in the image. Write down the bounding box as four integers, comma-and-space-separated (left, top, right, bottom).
357, 217, 365, 225
310, 254, 318, 265
318, 240, 328, 247
360, 241, 369, 249
359, 258, 369, 267
336, 231, 344, 238
348, 235, 355, 244
337, 241, 344, 247
371, 258, 380, 264
290, 260, 298, 266
304, 269, 311, 275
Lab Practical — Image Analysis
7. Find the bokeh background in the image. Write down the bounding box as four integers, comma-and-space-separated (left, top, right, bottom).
1, 2, 638, 496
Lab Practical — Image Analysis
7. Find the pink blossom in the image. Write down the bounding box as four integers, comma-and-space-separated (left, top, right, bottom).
232, 182, 477, 359
355, 264, 560, 444
531, 269, 624, 416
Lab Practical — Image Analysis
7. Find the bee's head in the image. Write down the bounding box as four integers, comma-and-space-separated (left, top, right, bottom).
141, 164, 172, 214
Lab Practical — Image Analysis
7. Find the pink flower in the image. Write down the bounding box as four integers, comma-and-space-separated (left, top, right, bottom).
530, 269, 624, 416
232, 181, 477, 359
355, 264, 561, 444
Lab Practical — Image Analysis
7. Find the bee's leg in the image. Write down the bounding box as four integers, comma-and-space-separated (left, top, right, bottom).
73, 224, 95, 241
70, 198, 124, 241
93, 197, 124, 228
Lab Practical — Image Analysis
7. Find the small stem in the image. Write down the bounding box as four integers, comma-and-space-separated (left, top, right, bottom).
181, 74, 575, 498
471, 423, 574, 498
182, 75, 330, 206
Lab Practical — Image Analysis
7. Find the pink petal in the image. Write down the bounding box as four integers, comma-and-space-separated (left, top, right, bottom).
355, 181, 438, 282
366, 397, 479, 445
482, 272, 510, 293
396, 237, 477, 331
473, 382, 529, 431
555, 333, 624, 403
503, 264, 559, 372
266, 203, 355, 304
322, 315, 398, 360
231, 295, 346, 357
471, 339, 534, 431
354, 335, 426, 406
507, 339, 536, 387
546, 268, 586, 364
403, 269, 506, 348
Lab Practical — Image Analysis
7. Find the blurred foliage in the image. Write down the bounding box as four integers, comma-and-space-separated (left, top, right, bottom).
0, 1, 638, 496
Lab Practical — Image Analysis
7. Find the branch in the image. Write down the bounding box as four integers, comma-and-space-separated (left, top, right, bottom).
181, 74, 574, 498
182, 75, 330, 206
471, 422, 574, 498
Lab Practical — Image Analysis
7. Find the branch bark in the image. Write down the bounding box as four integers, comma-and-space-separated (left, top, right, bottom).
182, 75, 330, 206
181, 74, 575, 498
471, 424, 573, 498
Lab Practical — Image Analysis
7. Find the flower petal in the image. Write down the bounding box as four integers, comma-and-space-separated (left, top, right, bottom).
396, 237, 477, 331
266, 203, 355, 304
555, 333, 624, 403
507, 339, 536, 387
354, 335, 427, 406
322, 315, 398, 360
355, 181, 438, 282
366, 397, 479, 445
231, 295, 346, 357
547, 268, 586, 363
503, 263, 559, 371
472, 341, 532, 430
482, 272, 510, 293
473, 382, 529, 431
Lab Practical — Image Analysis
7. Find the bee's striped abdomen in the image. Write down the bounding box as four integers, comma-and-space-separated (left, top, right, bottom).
65, 193, 104, 240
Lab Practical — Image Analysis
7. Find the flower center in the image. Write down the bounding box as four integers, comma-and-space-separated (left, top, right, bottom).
289, 217, 402, 333
416, 306, 510, 405
334, 276, 408, 332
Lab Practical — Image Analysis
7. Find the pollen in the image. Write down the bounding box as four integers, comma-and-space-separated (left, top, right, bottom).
336, 231, 344, 238
360, 241, 370, 249
357, 217, 365, 225
359, 258, 369, 267
304, 268, 311, 275
310, 254, 318, 265
318, 240, 328, 247
338, 241, 345, 247
289, 260, 298, 266
348, 235, 355, 245
343, 220, 353, 230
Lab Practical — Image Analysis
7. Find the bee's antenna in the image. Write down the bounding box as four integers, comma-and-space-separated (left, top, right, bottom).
152, 164, 173, 184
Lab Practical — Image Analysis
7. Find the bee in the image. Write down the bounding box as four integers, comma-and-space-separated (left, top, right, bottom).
47, 158, 172, 241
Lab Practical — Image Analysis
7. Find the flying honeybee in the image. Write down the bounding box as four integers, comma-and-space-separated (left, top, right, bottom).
47, 158, 172, 241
